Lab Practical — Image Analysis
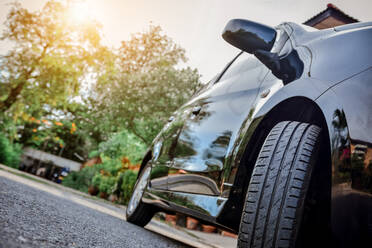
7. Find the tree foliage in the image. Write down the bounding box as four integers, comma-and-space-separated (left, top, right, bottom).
93, 25, 201, 144
0, 1, 111, 159
96, 130, 146, 164
118, 25, 186, 73
1, 0, 204, 206
1, 1, 201, 165
0, 0, 105, 115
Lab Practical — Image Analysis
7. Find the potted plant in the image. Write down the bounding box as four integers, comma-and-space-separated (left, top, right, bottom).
165, 214, 177, 226
186, 217, 198, 230
201, 224, 216, 233
88, 185, 99, 196
108, 194, 118, 203
90, 174, 102, 196
98, 176, 111, 199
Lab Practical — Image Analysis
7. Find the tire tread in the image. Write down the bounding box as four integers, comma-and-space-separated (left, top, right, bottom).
238, 121, 321, 248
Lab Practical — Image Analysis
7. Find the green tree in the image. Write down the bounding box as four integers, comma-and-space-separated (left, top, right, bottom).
0, 1, 114, 160
96, 130, 147, 164
93, 25, 201, 144
1, 1, 201, 163
0, 0, 105, 120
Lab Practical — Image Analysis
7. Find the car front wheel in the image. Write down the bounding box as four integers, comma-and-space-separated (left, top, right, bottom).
238, 121, 321, 248
126, 162, 156, 227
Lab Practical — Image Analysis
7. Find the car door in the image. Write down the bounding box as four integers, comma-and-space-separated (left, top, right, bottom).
166, 52, 270, 195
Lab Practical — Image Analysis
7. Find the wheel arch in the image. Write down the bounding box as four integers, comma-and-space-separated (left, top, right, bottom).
219, 96, 332, 231
138, 150, 152, 179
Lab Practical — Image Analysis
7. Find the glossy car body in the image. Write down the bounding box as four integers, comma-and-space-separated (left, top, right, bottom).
139, 21, 372, 246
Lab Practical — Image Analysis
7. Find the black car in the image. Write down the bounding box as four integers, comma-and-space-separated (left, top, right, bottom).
126, 19, 372, 248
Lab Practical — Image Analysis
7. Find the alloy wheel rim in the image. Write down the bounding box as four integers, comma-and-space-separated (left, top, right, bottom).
127, 166, 151, 216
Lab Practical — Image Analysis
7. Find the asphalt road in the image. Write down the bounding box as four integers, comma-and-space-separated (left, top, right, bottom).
0, 174, 189, 248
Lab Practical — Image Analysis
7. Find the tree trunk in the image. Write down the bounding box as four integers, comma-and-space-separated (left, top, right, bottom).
0, 44, 49, 112
0, 80, 26, 112
128, 118, 150, 144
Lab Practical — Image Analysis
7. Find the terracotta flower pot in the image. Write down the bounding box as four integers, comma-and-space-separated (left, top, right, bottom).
221, 231, 238, 238
88, 186, 99, 196
99, 192, 108, 199
201, 224, 216, 233
108, 194, 118, 203
186, 217, 198, 230
165, 214, 177, 226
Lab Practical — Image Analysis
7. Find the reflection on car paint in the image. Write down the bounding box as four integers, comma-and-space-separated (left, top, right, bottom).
141, 21, 372, 244
143, 188, 227, 223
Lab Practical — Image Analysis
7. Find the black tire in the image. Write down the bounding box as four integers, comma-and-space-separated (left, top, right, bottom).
126, 163, 156, 227
238, 121, 321, 248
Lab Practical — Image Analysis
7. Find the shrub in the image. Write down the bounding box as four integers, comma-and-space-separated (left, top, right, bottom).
0, 133, 22, 168
98, 176, 116, 194
88, 150, 100, 159
97, 130, 146, 164
62, 166, 98, 193
91, 173, 102, 188
96, 158, 122, 175
121, 170, 138, 205
63, 153, 139, 206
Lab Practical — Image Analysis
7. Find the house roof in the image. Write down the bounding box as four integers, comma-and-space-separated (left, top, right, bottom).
304, 3, 359, 29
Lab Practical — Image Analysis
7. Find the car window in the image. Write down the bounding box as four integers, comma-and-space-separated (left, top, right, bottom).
216, 29, 291, 86
217, 52, 264, 83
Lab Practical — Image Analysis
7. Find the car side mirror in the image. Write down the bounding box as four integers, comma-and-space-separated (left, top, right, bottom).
222, 19, 277, 54
222, 19, 304, 84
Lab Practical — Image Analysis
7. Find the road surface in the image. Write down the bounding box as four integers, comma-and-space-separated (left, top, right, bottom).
0, 170, 189, 248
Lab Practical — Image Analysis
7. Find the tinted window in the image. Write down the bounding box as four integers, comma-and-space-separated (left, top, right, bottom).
218, 52, 264, 83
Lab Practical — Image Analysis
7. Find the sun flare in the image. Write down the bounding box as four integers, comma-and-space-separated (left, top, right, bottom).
67, 1, 96, 24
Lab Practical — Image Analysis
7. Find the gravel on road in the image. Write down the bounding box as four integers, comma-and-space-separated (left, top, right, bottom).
0, 174, 189, 248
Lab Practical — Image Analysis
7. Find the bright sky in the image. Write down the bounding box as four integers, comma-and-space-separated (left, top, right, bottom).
1, 0, 371, 81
